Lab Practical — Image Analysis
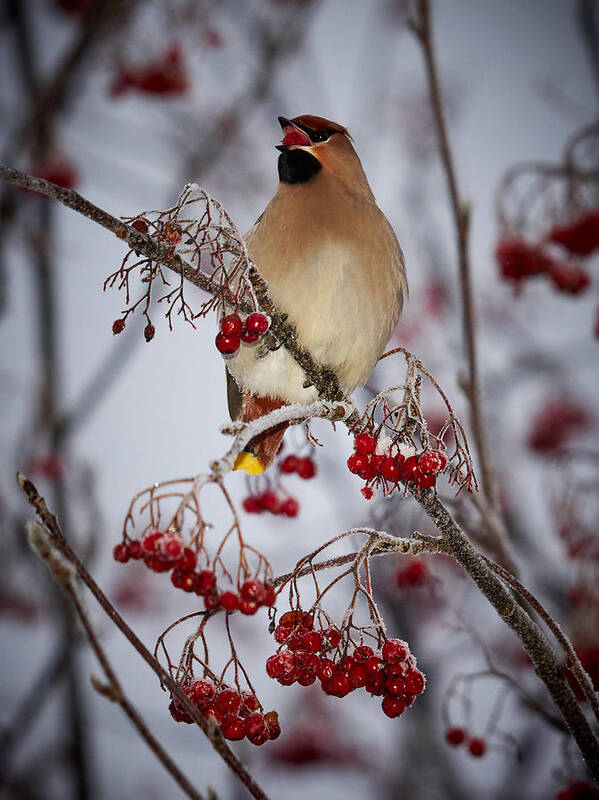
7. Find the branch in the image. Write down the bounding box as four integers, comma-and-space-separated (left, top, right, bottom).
28, 522, 206, 800
18, 474, 270, 800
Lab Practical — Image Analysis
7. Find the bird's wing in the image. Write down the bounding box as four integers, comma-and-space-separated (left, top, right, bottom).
226, 368, 243, 421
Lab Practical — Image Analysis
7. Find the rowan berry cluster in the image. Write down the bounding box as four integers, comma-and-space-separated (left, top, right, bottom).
243, 490, 299, 517
215, 312, 270, 355
266, 612, 425, 720
279, 455, 317, 479
169, 679, 281, 745
110, 44, 189, 98
445, 726, 487, 757
495, 234, 592, 295
112, 530, 275, 614
347, 431, 447, 497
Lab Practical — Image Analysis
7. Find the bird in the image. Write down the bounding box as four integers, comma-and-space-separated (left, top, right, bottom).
227, 114, 407, 474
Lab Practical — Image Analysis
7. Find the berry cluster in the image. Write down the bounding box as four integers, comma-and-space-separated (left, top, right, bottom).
243, 490, 299, 518
279, 455, 317, 479
445, 727, 486, 757
548, 211, 599, 258
215, 312, 270, 355
556, 782, 599, 800
112, 530, 275, 614
169, 679, 281, 745
495, 237, 591, 295
347, 432, 447, 498
110, 45, 189, 97
266, 613, 425, 720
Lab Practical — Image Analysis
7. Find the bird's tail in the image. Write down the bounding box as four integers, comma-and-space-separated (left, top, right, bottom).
233, 393, 288, 475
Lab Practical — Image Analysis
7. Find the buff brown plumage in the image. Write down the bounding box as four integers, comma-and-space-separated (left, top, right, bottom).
227, 114, 407, 472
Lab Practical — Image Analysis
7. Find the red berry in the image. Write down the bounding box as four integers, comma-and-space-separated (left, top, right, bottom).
445, 727, 466, 746
365, 656, 384, 676
280, 497, 299, 517
221, 714, 245, 740
244, 312, 270, 336
327, 670, 351, 697
170, 568, 186, 589
220, 314, 242, 336
280, 455, 299, 473
379, 456, 401, 482
339, 655, 356, 673
418, 449, 447, 474
220, 591, 238, 611
240, 580, 265, 603
159, 532, 184, 561
302, 631, 322, 652
382, 639, 408, 664
129, 539, 144, 559
354, 645, 374, 661
195, 569, 216, 595
365, 672, 385, 696
349, 664, 367, 688
217, 688, 241, 714
215, 331, 241, 354
164, 221, 182, 244
404, 669, 425, 695
113, 543, 130, 563
190, 680, 216, 708
274, 624, 292, 644
259, 489, 280, 513
416, 472, 436, 489
240, 326, 261, 344
296, 458, 316, 479
382, 695, 405, 718
549, 262, 591, 295
240, 692, 260, 714
384, 676, 405, 696
239, 598, 259, 615
266, 654, 284, 679
321, 628, 341, 649
177, 547, 197, 571
347, 453, 370, 474
204, 592, 221, 610
168, 699, 193, 724
354, 433, 377, 455
361, 486, 374, 500
317, 658, 335, 683
244, 712, 266, 738
202, 705, 223, 725
468, 737, 486, 757
242, 495, 262, 513
144, 554, 172, 572
402, 455, 421, 483
142, 529, 163, 553
112, 318, 126, 335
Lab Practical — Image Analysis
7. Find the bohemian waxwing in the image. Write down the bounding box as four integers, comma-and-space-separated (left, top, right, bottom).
227, 114, 407, 474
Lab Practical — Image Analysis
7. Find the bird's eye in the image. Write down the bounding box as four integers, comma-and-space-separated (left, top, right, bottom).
310, 130, 332, 143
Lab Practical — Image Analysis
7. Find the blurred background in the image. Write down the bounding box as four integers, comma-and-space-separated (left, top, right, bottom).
1, 1, 598, 798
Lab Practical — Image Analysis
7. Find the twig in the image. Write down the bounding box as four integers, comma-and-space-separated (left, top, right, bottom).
18, 474, 270, 800
28, 521, 206, 800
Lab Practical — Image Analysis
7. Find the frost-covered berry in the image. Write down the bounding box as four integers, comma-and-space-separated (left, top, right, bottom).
113, 543, 130, 562
354, 433, 377, 455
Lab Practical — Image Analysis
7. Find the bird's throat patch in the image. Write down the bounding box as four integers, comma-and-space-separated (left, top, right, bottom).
278, 148, 322, 184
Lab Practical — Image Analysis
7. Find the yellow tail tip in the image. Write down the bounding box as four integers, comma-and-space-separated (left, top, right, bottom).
233, 451, 265, 475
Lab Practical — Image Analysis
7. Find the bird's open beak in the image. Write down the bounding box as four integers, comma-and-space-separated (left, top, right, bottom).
277, 116, 312, 150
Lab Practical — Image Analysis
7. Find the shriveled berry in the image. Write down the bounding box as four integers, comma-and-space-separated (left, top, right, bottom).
280, 455, 299, 473
264, 710, 281, 740
244, 312, 270, 336
468, 737, 486, 757
354, 433, 377, 455
445, 727, 466, 746
382, 639, 408, 664
144, 322, 155, 342
113, 543, 130, 563
215, 331, 240, 355
220, 591, 238, 611
280, 497, 299, 517
204, 592, 221, 610
297, 458, 316, 479
112, 318, 126, 335
132, 218, 148, 234
382, 695, 405, 718
221, 714, 245, 740
404, 670, 425, 695
220, 314, 242, 336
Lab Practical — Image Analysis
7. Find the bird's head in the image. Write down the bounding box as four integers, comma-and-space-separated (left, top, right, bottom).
276, 114, 365, 189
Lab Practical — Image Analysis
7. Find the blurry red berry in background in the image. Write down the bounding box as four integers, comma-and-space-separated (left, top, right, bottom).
495, 238, 553, 282
296, 458, 316, 479
556, 780, 599, 800
548, 262, 591, 295
548, 210, 599, 257
527, 400, 590, 454
202, 28, 224, 48
55, 0, 93, 14
30, 156, 78, 190
110, 45, 189, 98
396, 558, 430, 588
